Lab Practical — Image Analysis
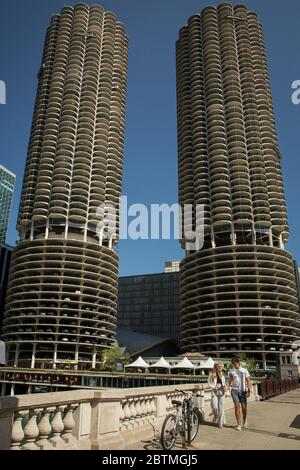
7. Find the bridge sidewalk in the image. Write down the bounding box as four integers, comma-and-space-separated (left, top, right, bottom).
128, 389, 300, 451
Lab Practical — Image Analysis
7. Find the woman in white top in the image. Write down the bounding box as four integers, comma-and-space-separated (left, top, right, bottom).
207, 363, 227, 428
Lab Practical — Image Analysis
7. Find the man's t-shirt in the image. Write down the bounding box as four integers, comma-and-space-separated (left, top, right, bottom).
229, 367, 250, 392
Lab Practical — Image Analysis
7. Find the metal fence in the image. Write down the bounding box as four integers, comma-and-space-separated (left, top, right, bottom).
0, 367, 207, 394
258, 378, 299, 400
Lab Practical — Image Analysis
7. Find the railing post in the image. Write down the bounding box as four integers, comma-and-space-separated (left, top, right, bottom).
155, 394, 167, 418
134, 398, 142, 427
139, 397, 147, 424
129, 398, 137, 428
73, 401, 92, 449
10, 410, 28, 450
36, 407, 55, 450
49, 405, 66, 449
120, 399, 131, 431
22, 408, 41, 450
150, 396, 156, 417
62, 403, 78, 447
90, 390, 125, 450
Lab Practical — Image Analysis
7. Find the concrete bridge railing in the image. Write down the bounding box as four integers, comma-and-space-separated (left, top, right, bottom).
0, 382, 259, 450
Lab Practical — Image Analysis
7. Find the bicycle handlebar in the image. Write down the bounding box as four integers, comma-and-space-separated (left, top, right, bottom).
175, 389, 193, 396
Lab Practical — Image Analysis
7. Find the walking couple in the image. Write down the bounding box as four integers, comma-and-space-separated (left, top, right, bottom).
208, 357, 251, 431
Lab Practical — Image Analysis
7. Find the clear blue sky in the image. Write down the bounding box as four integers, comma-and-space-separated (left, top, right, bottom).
0, 0, 299, 276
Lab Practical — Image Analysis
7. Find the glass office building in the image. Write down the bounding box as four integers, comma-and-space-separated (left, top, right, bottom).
117, 263, 180, 344
0, 165, 15, 244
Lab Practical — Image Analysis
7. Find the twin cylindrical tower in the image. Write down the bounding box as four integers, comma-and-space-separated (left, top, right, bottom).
177, 3, 300, 367
2, 4, 128, 369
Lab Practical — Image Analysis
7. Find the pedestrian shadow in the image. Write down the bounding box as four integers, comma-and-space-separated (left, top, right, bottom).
201, 420, 218, 428
201, 422, 300, 442
201, 420, 236, 429
138, 437, 162, 451
240, 427, 300, 442
266, 400, 300, 405
137, 436, 187, 451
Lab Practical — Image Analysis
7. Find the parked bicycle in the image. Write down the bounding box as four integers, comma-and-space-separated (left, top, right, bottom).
160, 389, 203, 450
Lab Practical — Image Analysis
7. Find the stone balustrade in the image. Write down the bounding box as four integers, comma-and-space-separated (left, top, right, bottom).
0, 383, 259, 450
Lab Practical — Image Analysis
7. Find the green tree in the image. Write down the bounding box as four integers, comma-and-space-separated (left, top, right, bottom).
101, 346, 131, 372
239, 355, 259, 374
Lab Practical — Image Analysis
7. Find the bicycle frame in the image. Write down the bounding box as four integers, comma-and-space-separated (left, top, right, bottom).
176, 390, 194, 447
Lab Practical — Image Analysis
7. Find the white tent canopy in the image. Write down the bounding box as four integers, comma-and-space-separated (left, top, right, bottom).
125, 356, 150, 369
149, 357, 171, 369
198, 357, 215, 369
172, 357, 196, 369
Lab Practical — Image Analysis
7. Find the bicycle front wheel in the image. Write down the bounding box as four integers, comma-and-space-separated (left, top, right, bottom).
190, 409, 200, 442
161, 414, 178, 450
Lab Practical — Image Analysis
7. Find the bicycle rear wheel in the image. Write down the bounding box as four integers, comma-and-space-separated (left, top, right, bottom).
161, 414, 178, 450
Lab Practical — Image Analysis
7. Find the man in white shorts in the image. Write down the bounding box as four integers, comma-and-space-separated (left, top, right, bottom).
228, 357, 251, 431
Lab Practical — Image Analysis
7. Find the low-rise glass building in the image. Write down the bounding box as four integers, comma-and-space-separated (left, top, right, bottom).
117, 262, 180, 344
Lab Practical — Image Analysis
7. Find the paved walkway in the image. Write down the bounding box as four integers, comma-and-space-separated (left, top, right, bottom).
129, 389, 300, 451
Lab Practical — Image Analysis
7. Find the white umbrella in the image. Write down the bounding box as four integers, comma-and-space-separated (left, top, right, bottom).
125, 356, 150, 369
149, 357, 171, 369
172, 357, 197, 369
198, 357, 215, 369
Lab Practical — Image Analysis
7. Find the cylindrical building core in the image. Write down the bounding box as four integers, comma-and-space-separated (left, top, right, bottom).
176, 3, 300, 367
2, 4, 128, 370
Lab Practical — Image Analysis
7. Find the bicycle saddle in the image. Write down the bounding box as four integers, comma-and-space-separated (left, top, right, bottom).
172, 400, 182, 406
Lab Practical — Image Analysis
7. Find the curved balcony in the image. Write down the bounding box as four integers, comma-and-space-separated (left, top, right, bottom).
180, 245, 300, 360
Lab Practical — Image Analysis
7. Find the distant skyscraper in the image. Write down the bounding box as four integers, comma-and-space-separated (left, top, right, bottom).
0, 165, 15, 244
2, 4, 128, 370
176, 3, 300, 368
0, 244, 13, 332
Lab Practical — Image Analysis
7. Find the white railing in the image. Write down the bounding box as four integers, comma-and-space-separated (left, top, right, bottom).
0, 383, 259, 450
